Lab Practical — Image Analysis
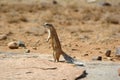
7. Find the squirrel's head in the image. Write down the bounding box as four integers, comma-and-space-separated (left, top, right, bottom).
43, 23, 53, 29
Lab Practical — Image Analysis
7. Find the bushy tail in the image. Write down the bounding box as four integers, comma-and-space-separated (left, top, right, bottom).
62, 52, 74, 63
62, 52, 84, 66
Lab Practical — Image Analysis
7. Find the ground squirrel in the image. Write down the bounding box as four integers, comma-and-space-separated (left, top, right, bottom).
43, 23, 84, 65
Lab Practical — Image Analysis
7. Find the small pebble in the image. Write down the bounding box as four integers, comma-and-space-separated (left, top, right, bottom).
71, 49, 77, 51
97, 56, 102, 60
83, 54, 89, 56
53, 0, 57, 4
105, 50, 111, 57
99, 2, 111, 6
92, 56, 102, 61
81, 53, 89, 57
17, 41, 26, 48
25, 49, 30, 53
107, 57, 113, 61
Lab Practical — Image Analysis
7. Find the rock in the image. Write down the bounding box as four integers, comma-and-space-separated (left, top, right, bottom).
8, 41, 27, 49
7, 41, 19, 49
99, 2, 112, 6
105, 50, 111, 57
118, 68, 120, 76
0, 34, 7, 40
0, 57, 86, 80
52, 0, 57, 4
82, 53, 88, 56
25, 49, 30, 53
97, 56, 102, 60
92, 56, 102, 61
102, 2, 111, 6
107, 57, 113, 61
116, 47, 120, 57
75, 70, 87, 80
17, 41, 26, 48
71, 49, 77, 51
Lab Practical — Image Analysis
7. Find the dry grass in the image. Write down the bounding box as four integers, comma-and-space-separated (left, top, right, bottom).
0, 0, 120, 25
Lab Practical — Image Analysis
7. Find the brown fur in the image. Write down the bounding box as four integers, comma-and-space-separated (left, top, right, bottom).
43, 23, 74, 62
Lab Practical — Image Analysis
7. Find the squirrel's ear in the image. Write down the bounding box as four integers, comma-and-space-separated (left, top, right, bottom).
43, 23, 53, 27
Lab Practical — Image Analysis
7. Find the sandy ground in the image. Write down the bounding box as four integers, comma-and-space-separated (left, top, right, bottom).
0, 0, 120, 79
